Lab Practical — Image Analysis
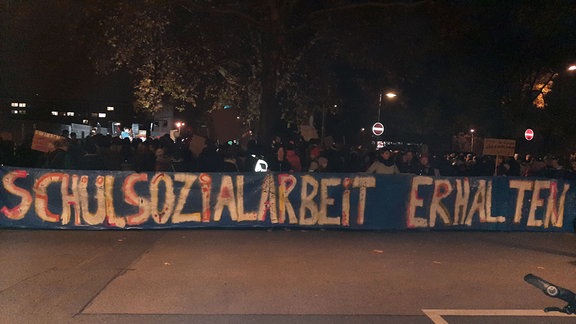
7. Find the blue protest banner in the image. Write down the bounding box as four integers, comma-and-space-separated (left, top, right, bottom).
0, 167, 573, 231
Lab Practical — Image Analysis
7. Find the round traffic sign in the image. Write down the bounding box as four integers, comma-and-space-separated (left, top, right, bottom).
525, 128, 534, 141
372, 122, 384, 136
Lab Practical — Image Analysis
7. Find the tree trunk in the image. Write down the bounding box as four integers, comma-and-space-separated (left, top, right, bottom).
256, 0, 282, 146
257, 68, 281, 146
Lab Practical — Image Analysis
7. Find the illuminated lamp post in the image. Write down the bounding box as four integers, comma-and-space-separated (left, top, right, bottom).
470, 129, 475, 152
176, 121, 185, 135
321, 104, 337, 146
378, 92, 397, 122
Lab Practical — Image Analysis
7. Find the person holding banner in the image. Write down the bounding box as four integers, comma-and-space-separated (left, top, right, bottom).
366, 148, 399, 174
268, 145, 294, 172
416, 153, 439, 176
41, 138, 70, 169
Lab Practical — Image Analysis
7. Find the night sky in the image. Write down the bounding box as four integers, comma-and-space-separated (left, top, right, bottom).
0, 1, 132, 103
2, 1, 576, 151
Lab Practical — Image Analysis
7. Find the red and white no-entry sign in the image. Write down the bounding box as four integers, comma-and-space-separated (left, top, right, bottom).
372, 122, 384, 136
525, 128, 534, 141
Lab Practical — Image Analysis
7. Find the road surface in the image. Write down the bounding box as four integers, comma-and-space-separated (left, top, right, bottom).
1, 229, 575, 323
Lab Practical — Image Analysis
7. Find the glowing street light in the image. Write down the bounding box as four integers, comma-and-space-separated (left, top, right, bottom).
175, 121, 185, 134
378, 91, 398, 122
470, 129, 475, 152
321, 104, 338, 145
568, 65, 576, 71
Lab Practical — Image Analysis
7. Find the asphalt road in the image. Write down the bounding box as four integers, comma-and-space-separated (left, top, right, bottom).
1, 229, 575, 323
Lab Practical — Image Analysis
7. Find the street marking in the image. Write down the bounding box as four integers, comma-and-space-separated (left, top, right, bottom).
422, 309, 574, 324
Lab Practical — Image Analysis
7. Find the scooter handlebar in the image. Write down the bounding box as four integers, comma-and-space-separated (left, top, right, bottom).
524, 274, 576, 313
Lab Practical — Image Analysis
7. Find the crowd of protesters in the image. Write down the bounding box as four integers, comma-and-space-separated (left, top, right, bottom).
1, 130, 576, 179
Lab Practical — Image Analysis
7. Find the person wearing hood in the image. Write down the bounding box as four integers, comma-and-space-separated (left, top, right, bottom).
366, 149, 400, 174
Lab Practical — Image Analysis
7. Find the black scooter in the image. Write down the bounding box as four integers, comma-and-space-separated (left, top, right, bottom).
524, 274, 576, 315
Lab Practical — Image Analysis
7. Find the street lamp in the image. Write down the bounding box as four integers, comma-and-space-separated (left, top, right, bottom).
321, 104, 337, 146
470, 129, 475, 152
378, 91, 397, 122
568, 65, 576, 71
175, 121, 185, 134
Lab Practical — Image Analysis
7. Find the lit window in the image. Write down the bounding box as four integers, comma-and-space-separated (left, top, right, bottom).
11, 103, 18, 107
66, 112, 75, 116
51, 111, 58, 116
82, 119, 89, 124
18, 103, 26, 107
107, 106, 114, 111
19, 110, 26, 114
98, 113, 106, 118
11, 110, 19, 114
